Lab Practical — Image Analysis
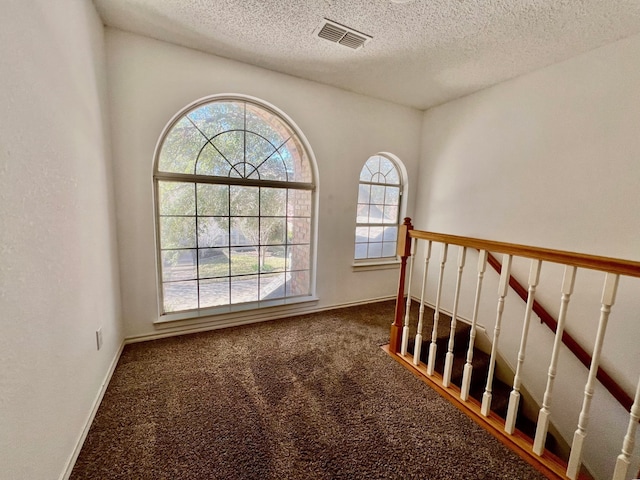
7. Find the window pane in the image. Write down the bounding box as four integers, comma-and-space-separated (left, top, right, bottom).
359, 167, 372, 182
287, 189, 311, 217
255, 155, 288, 181
188, 102, 245, 139
286, 270, 310, 297
280, 137, 312, 183
260, 188, 287, 216
383, 226, 398, 242
230, 186, 259, 216
245, 164, 259, 179
160, 217, 196, 249
385, 167, 400, 185
245, 132, 277, 167
199, 278, 230, 308
197, 184, 229, 216
368, 227, 383, 242
368, 242, 383, 258
260, 246, 286, 273
382, 242, 397, 257
357, 184, 370, 204
161, 249, 197, 282
365, 156, 380, 176
370, 185, 385, 204
288, 217, 311, 245
163, 280, 198, 312
230, 217, 258, 246
383, 205, 399, 224
260, 273, 286, 300
158, 117, 203, 174
369, 205, 384, 223
198, 217, 229, 247
195, 143, 233, 177
385, 186, 400, 206
212, 131, 244, 174
198, 248, 230, 278
246, 104, 292, 147
231, 275, 259, 304
287, 244, 310, 271
379, 157, 394, 176
158, 182, 195, 216
261, 217, 286, 245
354, 243, 367, 259
356, 204, 369, 223
230, 247, 259, 276
355, 227, 369, 244
371, 172, 384, 183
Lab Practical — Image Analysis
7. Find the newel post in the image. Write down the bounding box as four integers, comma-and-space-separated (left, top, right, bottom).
390, 217, 413, 354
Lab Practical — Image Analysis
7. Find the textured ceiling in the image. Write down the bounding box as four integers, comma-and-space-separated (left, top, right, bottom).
93, 0, 640, 110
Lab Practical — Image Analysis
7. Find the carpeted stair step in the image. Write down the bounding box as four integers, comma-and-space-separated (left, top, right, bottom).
406, 322, 523, 418
403, 302, 566, 462
419, 322, 488, 388
429, 340, 512, 418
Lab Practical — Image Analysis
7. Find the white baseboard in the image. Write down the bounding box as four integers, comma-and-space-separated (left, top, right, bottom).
60, 341, 125, 480
125, 295, 397, 344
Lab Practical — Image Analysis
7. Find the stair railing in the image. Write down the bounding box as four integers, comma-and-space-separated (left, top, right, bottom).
388, 218, 640, 480
486, 252, 635, 413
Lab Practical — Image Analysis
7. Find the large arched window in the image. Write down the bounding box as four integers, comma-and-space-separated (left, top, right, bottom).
154, 95, 316, 316
355, 154, 404, 260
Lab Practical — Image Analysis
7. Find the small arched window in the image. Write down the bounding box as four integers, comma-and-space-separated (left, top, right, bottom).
154, 95, 317, 316
355, 154, 404, 260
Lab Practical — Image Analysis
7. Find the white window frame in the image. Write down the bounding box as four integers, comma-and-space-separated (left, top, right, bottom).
152, 94, 319, 323
352, 152, 408, 271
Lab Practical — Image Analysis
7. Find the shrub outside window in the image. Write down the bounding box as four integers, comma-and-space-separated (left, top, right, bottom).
154, 96, 316, 315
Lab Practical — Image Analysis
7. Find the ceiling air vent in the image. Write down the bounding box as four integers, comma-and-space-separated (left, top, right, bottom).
315, 19, 371, 50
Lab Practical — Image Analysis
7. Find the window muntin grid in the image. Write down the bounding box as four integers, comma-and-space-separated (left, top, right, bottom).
355, 155, 402, 260
158, 101, 312, 183
155, 98, 315, 315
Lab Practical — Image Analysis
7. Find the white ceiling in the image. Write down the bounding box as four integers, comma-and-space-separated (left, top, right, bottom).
93, 0, 640, 110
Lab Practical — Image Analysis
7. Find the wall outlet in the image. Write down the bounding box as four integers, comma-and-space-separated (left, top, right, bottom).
96, 328, 103, 351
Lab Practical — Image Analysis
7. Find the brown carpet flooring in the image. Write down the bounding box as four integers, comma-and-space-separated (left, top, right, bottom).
71, 300, 547, 480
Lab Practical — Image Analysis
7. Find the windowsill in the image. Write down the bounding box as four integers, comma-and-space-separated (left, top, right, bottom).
351, 259, 401, 271
155, 295, 320, 326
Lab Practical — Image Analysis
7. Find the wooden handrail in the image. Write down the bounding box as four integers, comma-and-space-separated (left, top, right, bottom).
395, 220, 636, 412
409, 230, 640, 278
485, 253, 634, 413
391, 219, 640, 477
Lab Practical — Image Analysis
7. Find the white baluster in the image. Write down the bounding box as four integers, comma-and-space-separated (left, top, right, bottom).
413, 241, 432, 366
612, 375, 640, 480
505, 259, 542, 434
443, 246, 467, 387
481, 254, 512, 416
427, 243, 448, 376
567, 273, 620, 479
400, 239, 417, 356
461, 250, 488, 401
533, 265, 577, 455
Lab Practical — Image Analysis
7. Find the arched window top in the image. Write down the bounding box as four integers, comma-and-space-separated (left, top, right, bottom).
153, 95, 317, 318
359, 155, 400, 185
355, 153, 405, 261
156, 97, 313, 185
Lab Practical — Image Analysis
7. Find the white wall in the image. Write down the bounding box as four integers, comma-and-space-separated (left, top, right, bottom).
0, 1, 122, 479
106, 29, 422, 339
414, 33, 640, 479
